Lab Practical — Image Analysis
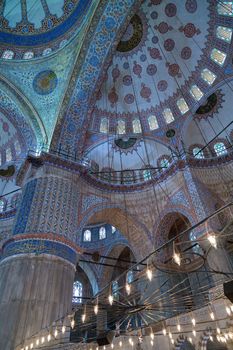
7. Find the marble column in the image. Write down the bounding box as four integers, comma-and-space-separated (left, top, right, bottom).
0, 164, 80, 350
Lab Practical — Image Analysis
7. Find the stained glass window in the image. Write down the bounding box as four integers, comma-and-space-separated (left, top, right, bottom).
143, 169, 152, 180
42, 48, 52, 56
132, 119, 142, 133
23, 51, 34, 59
100, 118, 108, 133
112, 226, 116, 233
177, 98, 189, 114
2, 50, 14, 59
117, 120, 126, 134
216, 26, 233, 43
190, 85, 203, 101
126, 270, 134, 284
83, 229, 91, 242
193, 147, 204, 159
99, 226, 106, 240
201, 69, 216, 85
214, 142, 227, 156
217, 2, 233, 16
72, 281, 82, 303
148, 115, 159, 130
160, 158, 170, 169
163, 108, 174, 124
0, 199, 5, 213
210, 48, 227, 66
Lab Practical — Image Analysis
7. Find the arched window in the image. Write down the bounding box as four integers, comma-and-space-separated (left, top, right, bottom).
132, 119, 142, 133
217, 2, 233, 16
99, 226, 106, 240
148, 115, 158, 130
72, 281, 83, 303
100, 118, 108, 133
112, 280, 119, 300
117, 120, 126, 134
163, 108, 174, 124
59, 39, 68, 48
6, 148, 12, 162
126, 270, 134, 284
2, 50, 14, 59
201, 68, 216, 85
83, 229, 91, 242
143, 169, 152, 181
23, 51, 34, 59
112, 226, 116, 233
192, 147, 204, 159
42, 48, 52, 56
160, 158, 170, 169
210, 48, 226, 66
214, 142, 227, 156
0, 199, 5, 213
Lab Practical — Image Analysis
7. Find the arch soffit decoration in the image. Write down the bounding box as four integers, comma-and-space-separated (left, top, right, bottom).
50, 0, 140, 154
0, 74, 47, 146
78, 204, 153, 260
78, 259, 99, 296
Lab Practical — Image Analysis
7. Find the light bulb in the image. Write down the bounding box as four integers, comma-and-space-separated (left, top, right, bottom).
169, 332, 172, 339
41, 337, 45, 344
126, 283, 131, 295
217, 328, 221, 334
192, 318, 196, 326
129, 338, 132, 344
94, 304, 98, 315
119, 341, 122, 347
131, 341, 134, 347
226, 306, 231, 315
30, 344, 33, 349
54, 329, 58, 338
150, 332, 154, 340
171, 339, 174, 344
36, 339, 39, 346
26, 346, 28, 350
224, 333, 229, 340
162, 328, 167, 336
82, 314, 86, 323
229, 332, 233, 339
177, 324, 181, 332
217, 335, 220, 342
71, 319, 75, 329
210, 312, 215, 320
47, 334, 51, 342
192, 330, 196, 337
147, 268, 152, 281
208, 234, 217, 248
109, 295, 113, 305
209, 335, 213, 341
188, 338, 192, 343
150, 340, 153, 346
62, 325, 66, 333
104, 346, 106, 350
111, 343, 114, 348
173, 252, 181, 266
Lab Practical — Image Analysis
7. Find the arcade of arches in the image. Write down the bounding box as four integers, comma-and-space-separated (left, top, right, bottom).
1, 1, 233, 350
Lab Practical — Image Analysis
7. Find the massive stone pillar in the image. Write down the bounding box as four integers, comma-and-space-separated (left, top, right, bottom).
0, 159, 80, 350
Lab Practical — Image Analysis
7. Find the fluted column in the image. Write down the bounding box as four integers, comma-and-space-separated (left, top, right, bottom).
0, 164, 80, 350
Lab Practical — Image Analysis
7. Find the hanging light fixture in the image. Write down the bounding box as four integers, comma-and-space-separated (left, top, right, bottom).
207, 234, 217, 249
210, 312, 215, 320
126, 282, 131, 295
62, 325, 66, 333
191, 318, 196, 326
94, 304, 99, 315
71, 319, 75, 329
162, 328, 167, 336
146, 262, 153, 281
54, 329, 58, 338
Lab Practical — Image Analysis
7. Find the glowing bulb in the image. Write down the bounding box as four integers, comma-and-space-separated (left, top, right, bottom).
94, 304, 98, 315
126, 283, 131, 295
30, 344, 33, 349
224, 333, 229, 340
177, 324, 181, 332
47, 334, 51, 342
104, 346, 106, 350
169, 332, 172, 339
109, 295, 113, 305
119, 341, 122, 347
150, 332, 154, 340
208, 234, 217, 248
210, 312, 215, 320
71, 319, 75, 329
192, 330, 196, 337
173, 252, 181, 266
54, 329, 58, 338
192, 318, 196, 326
229, 332, 233, 339
210, 336, 213, 341
226, 306, 231, 315
171, 339, 174, 344
26, 347, 28, 350
147, 268, 152, 281
82, 314, 86, 323
62, 325, 66, 333
131, 341, 134, 347
188, 338, 192, 343
41, 337, 45, 344
162, 328, 167, 336
217, 335, 220, 342
111, 343, 114, 349
129, 338, 132, 344
150, 340, 153, 346
36, 339, 39, 346
217, 328, 221, 334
